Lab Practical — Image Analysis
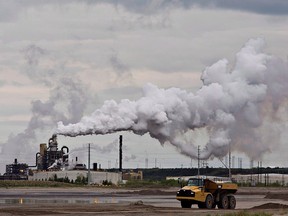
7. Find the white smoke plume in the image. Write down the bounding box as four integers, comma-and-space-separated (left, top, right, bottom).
69, 139, 118, 156
57, 38, 288, 161
124, 154, 137, 162
67, 140, 118, 168
48, 158, 63, 170
0, 44, 91, 171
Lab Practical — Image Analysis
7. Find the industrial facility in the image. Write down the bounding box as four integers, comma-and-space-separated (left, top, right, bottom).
0, 159, 29, 180
1, 133, 288, 187
36, 134, 69, 171
0, 134, 124, 185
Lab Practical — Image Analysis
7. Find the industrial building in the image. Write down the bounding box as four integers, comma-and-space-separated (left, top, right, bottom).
29, 170, 121, 185
0, 134, 124, 185
0, 159, 29, 180
36, 134, 69, 171
233, 173, 288, 186
28, 134, 124, 184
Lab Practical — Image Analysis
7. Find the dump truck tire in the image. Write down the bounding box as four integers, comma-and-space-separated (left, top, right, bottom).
181, 200, 192, 208
205, 194, 214, 209
218, 194, 229, 209
228, 195, 236, 209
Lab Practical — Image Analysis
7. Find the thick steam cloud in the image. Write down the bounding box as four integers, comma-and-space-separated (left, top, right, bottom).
0, 44, 91, 171
57, 38, 288, 160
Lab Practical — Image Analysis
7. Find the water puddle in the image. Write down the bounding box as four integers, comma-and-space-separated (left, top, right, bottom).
0, 197, 119, 205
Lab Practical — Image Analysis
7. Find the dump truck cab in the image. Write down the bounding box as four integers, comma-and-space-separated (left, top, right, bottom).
176, 177, 238, 209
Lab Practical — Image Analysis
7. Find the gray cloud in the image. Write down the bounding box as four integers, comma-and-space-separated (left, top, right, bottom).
23, 44, 47, 66
109, 51, 130, 76
108, 50, 134, 85
100, 0, 288, 15
0, 0, 287, 23
195, 0, 288, 15
124, 154, 136, 162
99, 86, 142, 103
68, 0, 288, 16
0, 80, 6, 87
0, 1, 21, 21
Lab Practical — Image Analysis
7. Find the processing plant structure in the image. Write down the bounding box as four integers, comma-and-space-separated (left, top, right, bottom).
0, 134, 123, 185
36, 134, 69, 171
0, 159, 29, 180
0, 134, 70, 180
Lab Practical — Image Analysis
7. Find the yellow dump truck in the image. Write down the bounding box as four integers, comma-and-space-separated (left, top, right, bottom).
176, 177, 238, 209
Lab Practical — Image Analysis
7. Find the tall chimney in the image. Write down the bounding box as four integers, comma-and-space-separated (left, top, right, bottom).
119, 135, 122, 172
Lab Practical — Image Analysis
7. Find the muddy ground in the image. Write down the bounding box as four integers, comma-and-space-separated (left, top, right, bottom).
0, 187, 288, 215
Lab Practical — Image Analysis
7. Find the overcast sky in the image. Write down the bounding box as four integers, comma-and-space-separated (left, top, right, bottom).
1, 0, 288, 172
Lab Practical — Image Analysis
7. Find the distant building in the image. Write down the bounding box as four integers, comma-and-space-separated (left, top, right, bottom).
0, 159, 29, 180
29, 170, 122, 185
233, 173, 288, 186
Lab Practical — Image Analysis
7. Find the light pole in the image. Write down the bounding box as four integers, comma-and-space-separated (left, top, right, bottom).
88, 143, 91, 185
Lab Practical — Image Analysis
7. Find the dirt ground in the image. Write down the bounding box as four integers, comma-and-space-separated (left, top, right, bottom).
0, 187, 288, 215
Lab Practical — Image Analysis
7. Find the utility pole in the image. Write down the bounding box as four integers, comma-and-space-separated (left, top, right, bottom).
197, 146, 200, 176
257, 161, 260, 184
228, 143, 231, 180
260, 161, 262, 183
88, 143, 91, 185
119, 135, 123, 172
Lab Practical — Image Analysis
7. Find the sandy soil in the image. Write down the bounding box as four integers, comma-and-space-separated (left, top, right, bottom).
0, 187, 288, 215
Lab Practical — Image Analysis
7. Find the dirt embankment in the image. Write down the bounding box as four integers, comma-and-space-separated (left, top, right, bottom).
252, 203, 288, 209
113, 189, 176, 196
265, 192, 288, 201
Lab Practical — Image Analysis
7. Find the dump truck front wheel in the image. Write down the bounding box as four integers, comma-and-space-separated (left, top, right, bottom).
205, 194, 214, 209
181, 200, 192, 208
228, 195, 236, 209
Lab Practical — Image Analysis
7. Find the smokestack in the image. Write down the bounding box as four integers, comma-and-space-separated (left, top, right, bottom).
76, 157, 78, 162
119, 135, 122, 172
14, 158, 17, 164
93, 163, 98, 171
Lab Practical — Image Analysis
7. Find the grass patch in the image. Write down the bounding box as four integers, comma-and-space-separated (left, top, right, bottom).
214, 211, 273, 216
122, 179, 179, 188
